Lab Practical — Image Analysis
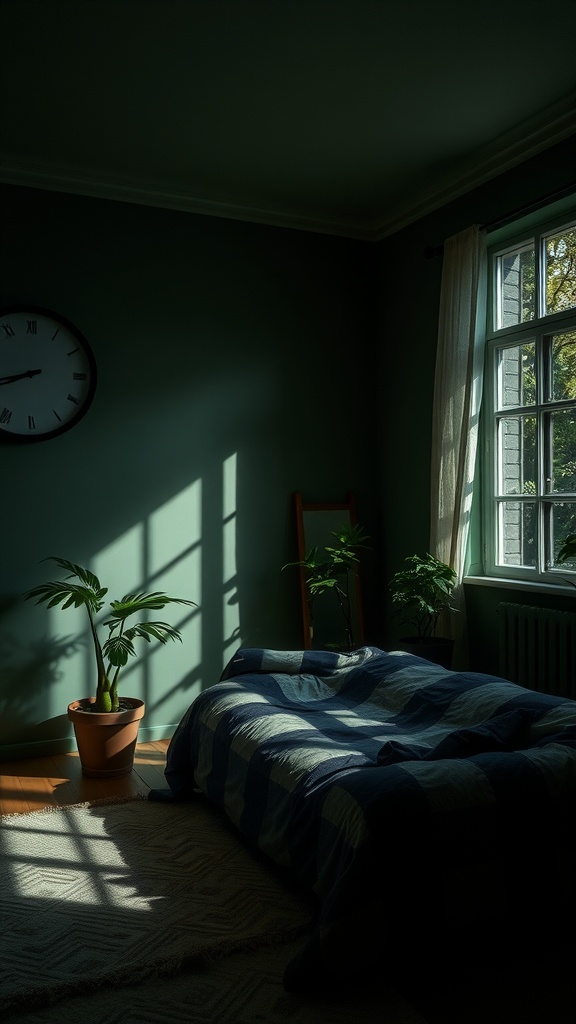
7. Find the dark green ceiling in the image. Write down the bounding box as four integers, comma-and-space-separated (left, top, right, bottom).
2, 0, 575, 239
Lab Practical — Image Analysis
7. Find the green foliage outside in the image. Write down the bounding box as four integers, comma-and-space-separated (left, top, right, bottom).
513, 224, 576, 566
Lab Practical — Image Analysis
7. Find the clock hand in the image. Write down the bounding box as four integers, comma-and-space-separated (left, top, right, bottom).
0, 369, 42, 385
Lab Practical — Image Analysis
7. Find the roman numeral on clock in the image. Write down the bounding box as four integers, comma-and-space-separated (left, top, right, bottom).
28, 415, 36, 430
0, 407, 12, 423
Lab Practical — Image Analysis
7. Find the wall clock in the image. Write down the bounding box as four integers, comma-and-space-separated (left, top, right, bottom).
0, 306, 97, 442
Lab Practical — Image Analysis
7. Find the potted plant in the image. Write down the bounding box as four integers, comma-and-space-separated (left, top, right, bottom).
24, 557, 197, 777
283, 522, 369, 650
557, 533, 576, 589
389, 552, 457, 668
557, 533, 576, 565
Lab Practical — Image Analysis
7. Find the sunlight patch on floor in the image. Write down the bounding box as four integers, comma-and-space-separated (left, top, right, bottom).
1, 811, 161, 910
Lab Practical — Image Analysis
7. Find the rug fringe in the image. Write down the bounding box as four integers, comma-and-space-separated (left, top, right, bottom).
0, 793, 149, 820
1, 922, 313, 1013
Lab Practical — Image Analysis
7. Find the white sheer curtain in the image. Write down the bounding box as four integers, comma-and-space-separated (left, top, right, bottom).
429, 224, 487, 666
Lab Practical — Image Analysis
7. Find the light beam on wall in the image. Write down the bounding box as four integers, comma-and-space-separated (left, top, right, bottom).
44, 458, 240, 723
222, 453, 240, 665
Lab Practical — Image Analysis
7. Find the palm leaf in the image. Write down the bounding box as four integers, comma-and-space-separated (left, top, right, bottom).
42, 557, 104, 594
125, 622, 183, 644
103, 622, 183, 666
24, 580, 106, 613
24, 557, 107, 615
103, 635, 136, 667
106, 592, 196, 623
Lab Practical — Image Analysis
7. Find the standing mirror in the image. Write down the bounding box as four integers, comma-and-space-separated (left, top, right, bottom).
293, 492, 366, 650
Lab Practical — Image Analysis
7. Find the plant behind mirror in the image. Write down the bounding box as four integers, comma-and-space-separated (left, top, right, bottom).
283, 522, 369, 649
24, 557, 197, 712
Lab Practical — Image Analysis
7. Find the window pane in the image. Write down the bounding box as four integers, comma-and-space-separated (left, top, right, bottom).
551, 502, 576, 568
550, 330, 576, 401
498, 500, 537, 567
547, 408, 576, 493
498, 342, 536, 408
498, 415, 537, 494
544, 225, 576, 315
496, 243, 535, 328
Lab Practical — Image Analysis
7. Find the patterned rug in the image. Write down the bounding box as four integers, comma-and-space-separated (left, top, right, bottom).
0, 797, 426, 1024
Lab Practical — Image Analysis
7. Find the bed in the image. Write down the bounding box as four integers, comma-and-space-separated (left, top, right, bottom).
161, 646, 576, 991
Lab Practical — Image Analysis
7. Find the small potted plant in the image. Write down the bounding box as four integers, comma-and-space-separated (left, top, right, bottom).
389, 552, 457, 668
557, 533, 576, 588
557, 533, 576, 565
283, 522, 369, 650
24, 557, 197, 777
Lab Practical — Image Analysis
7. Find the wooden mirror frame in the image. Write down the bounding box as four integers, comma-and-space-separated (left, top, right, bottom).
294, 492, 365, 650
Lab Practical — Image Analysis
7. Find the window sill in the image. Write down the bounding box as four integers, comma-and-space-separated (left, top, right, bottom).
464, 575, 575, 598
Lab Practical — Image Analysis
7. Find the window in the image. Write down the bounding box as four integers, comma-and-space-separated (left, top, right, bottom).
484, 211, 576, 583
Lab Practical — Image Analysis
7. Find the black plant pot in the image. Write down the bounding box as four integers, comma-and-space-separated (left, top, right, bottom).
398, 636, 454, 669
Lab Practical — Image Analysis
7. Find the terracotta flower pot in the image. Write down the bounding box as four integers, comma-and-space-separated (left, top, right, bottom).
67, 697, 146, 778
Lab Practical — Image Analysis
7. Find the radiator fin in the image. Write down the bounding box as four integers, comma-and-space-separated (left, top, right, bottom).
498, 603, 576, 700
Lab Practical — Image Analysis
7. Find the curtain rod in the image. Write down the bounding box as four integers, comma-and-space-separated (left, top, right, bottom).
423, 181, 576, 259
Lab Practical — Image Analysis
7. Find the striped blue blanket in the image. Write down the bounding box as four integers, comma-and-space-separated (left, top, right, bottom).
164, 646, 576, 989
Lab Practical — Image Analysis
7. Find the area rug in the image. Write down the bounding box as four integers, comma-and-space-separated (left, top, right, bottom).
0, 797, 313, 1012
1, 938, 428, 1024
0, 797, 426, 1024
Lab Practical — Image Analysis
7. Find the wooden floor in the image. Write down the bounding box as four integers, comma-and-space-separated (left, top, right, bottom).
0, 740, 170, 815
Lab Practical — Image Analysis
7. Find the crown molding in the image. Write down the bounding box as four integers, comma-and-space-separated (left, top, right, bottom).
0, 160, 374, 241
1, 93, 574, 243
372, 93, 576, 240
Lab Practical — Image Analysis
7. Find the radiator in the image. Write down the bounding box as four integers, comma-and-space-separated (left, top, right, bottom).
498, 602, 576, 700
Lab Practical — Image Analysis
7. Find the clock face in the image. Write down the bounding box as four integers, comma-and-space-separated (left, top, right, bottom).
0, 306, 97, 441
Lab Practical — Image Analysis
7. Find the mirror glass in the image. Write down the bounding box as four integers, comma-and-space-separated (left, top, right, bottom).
293, 492, 365, 651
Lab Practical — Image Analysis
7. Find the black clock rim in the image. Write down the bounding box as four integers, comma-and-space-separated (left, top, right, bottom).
0, 305, 97, 443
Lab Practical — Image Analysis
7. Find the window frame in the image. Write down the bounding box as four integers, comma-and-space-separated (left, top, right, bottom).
482, 208, 576, 586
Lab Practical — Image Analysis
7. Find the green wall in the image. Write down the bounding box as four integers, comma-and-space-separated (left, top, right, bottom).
0, 184, 378, 757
